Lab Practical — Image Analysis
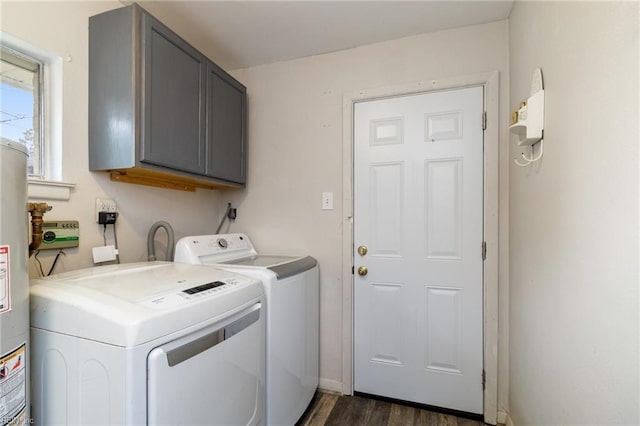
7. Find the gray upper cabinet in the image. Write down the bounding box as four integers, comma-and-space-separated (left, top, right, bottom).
206, 63, 246, 183
89, 4, 246, 191
141, 13, 207, 175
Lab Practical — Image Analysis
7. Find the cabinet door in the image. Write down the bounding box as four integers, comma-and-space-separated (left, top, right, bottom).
141, 13, 206, 175
206, 63, 246, 184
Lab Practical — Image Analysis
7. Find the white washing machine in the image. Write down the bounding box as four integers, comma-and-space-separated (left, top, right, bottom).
175, 234, 319, 426
30, 261, 265, 425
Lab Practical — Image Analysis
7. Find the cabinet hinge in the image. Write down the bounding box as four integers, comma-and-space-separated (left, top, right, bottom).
482, 369, 486, 390
482, 111, 487, 130
352, 266, 355, 275
482, 241, 487, 261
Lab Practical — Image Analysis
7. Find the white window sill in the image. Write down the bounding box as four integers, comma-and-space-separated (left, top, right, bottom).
28, 179, 75, 201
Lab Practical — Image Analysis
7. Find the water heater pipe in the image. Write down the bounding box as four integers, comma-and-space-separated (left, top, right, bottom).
28, 202, 52, 257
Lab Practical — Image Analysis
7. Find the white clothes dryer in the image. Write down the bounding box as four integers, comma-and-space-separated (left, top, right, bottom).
30, 261, 265, 425
175, 233, 319, 426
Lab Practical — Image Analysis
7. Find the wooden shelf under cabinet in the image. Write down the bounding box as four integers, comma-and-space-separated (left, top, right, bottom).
108, 168, 243, 192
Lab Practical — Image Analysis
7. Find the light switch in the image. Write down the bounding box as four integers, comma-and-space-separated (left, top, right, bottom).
322, 192, 333, 210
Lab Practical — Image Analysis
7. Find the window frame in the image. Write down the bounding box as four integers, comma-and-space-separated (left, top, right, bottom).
1, 32, 73, 200
1, 44, 45, 178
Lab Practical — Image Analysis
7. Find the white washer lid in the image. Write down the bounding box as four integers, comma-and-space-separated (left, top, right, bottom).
30, 262, 263, 347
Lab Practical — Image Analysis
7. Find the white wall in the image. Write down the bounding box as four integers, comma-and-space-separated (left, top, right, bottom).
2, 2, 223, 274
508, 2, 639, 424
229, 20, 510, 406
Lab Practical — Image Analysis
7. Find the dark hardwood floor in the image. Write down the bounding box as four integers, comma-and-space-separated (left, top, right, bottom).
297, 392, 485, 426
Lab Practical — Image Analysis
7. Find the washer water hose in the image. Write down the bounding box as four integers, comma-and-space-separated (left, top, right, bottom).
147, 221, 175, 261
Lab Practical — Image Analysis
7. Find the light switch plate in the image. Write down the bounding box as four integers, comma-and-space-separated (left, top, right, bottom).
322, 192, 333, 210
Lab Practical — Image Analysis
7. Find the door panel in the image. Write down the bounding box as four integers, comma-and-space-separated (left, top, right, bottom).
425, 158, 463, 259
425, 286, 463, 373
370, 162, 404, 257
354, 86, 484, 414
368, 281, 405, 366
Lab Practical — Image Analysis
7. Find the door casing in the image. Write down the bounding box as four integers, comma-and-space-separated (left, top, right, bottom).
341, 72, 501, 424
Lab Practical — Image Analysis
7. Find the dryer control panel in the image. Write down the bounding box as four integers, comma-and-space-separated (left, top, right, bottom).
140, 276, 248, 309
175, 233, 257, 264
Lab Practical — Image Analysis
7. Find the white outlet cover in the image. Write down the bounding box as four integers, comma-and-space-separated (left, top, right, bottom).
96, 198, 117, 222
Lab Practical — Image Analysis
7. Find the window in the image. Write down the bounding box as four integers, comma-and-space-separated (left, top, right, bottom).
0, 34, 70, 199
0, 46, 43, 178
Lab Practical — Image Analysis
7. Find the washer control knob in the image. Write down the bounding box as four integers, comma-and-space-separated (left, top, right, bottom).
217, 238, 228, 249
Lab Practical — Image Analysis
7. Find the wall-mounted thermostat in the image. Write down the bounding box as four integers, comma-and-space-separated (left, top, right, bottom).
40, 221, 79, 250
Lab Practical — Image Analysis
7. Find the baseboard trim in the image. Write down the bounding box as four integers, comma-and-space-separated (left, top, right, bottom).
506, 412, 515, 426
319, 378, 343, 394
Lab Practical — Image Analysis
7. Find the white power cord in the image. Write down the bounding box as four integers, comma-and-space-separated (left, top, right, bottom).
514, 139, 544, 167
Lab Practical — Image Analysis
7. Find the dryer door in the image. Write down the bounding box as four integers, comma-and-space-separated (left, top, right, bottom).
147, 302, 264, 425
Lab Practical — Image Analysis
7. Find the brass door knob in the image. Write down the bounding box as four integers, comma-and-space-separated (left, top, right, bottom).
357, 266, 368, 276
357, 245, 368, 256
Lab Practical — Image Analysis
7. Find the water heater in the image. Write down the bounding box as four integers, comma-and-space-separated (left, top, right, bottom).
0, 140, 29, 423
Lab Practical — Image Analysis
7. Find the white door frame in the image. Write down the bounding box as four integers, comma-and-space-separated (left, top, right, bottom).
341, 71, 500, 424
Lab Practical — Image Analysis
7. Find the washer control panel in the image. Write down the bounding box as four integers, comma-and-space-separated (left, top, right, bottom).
200, 235, 250, 252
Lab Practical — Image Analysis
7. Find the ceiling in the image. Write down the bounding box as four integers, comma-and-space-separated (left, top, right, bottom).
136, 1, 513, 70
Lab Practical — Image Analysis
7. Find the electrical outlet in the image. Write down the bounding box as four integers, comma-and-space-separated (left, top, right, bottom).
96, 198, 117, 222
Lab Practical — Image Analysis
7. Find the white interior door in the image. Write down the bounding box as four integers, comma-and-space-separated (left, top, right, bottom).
353, 86, 484, 414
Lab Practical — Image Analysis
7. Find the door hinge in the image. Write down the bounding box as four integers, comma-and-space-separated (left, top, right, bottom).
482, 369, 486, 390
482, 111, 487, 130
482, 241, 487, 261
